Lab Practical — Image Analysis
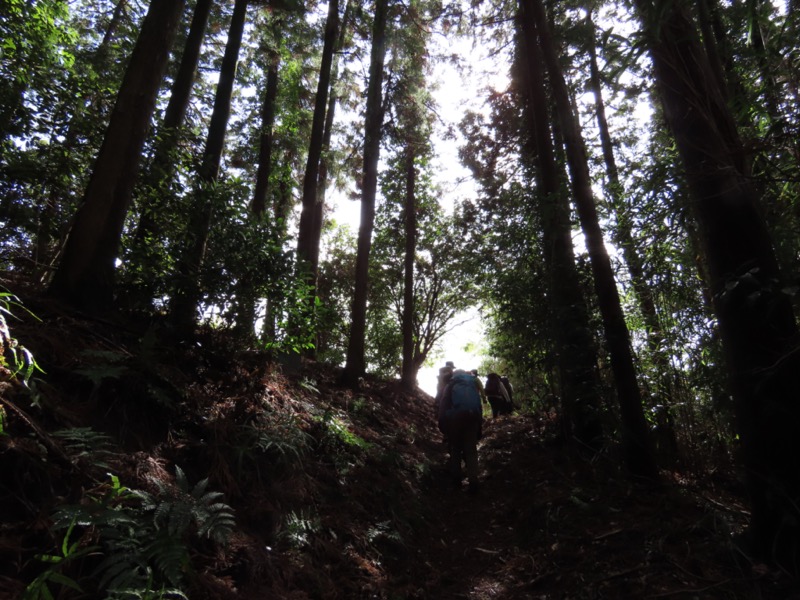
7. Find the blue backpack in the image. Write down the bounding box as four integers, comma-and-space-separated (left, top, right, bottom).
449, 372, 482, 414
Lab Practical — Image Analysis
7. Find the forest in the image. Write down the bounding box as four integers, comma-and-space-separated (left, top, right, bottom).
1, 0, 799, 597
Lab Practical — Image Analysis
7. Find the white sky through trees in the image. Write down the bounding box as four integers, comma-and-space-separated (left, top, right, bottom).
329, 27, 505, 391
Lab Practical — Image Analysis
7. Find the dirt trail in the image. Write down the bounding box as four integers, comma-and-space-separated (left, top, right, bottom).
406, 413, 792, 600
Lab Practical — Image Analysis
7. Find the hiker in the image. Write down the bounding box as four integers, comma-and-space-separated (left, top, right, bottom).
471, 369, 487, 405
485, 372, 513, 418
434, 360, 456, 416
437, 361, 455, 394
437, 369, 484, 492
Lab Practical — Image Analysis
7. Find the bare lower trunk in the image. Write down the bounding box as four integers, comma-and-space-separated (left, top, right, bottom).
341, 0, 388, 387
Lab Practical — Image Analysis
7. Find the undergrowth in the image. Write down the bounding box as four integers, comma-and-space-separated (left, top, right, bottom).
24, 466, 235, 600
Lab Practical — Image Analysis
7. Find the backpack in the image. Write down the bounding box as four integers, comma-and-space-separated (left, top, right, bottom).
449, 372, 482, 414
500, 376, 514, 403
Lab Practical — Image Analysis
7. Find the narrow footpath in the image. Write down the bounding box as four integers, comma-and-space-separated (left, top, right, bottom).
404, 412, 791, 600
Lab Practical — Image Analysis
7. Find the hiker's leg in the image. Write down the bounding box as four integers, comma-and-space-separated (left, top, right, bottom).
463, 417, 480, 484
489, 397, 500, 418
446, 420, 464, 483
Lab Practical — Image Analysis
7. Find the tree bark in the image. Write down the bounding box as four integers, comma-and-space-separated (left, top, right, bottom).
316, 0, 352, 212
48, 0, 187, 312
340, 0, 388, 387
100, 0, 130, 50
144, 0, 213, 194
400, 146, 417, 390
633, 0, 800, 568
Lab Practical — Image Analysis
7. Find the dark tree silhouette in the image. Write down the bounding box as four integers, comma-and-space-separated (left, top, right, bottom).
171, 0, 248, 331
517, 0, 605, 450
252, 48, 280, 218
296, 0, 340, 283
632, 0, 800, 568
400, 144, 417, 390
48, 0, 187, 312
341, 0, 389, 387
527, 0, 658, 479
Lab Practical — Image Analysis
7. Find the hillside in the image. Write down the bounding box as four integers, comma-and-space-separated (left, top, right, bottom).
1, 291, 798, 599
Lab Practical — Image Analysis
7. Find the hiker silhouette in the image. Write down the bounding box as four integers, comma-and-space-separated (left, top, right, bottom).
485, 372, 513, 418
437, 369, 485, 492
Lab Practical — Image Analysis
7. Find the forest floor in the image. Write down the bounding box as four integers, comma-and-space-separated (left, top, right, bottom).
1, 288, 800, 599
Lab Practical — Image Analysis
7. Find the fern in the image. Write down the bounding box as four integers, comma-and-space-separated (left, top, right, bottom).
53, 427, 116, 469
298, 378, 320, 394
34, 469, 235, 598
107, 586, 188, 600
252, 413, 312, 463
95, 548, 149, 591
143, 535, 189, 587
146, 465, 236, 544
280, 510, 321, 549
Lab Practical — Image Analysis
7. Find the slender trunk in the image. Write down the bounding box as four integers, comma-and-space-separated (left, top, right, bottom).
143, 0, 213, 194
171, 0, 248, 331
747, 0, 782, 128
587, 13, 678, 463
100, 0, 129, 50
48, 0, 187, 312
517, 4, 604, 449
297, 0, 340, 275
293, 0, 341, 356
34, 192, 59, 282
316, 0, 352, 211
528, 0, 658, 479
133, 0, 214, 291
340, 0, 388, 387
695, 0, 728, 102
401, 146, 417, 390
252, 49, 281, 217
633, 0, 800, 568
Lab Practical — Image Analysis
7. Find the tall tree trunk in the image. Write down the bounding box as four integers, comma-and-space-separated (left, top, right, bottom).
140, 0, 213, 207
517, 4, 605, 449
132, 0, 214, 295
633, 0, 800, 569
316, 0, 352, 211
252, 48, 281, 217
340, 0, 388, 387
695, 0, 728, 102
48, 0, 187, 312
587, 13, 678, 463
171, 0, 248, 331
746, 0, 782, 127
296, 0, 340, 276
100, 0, 130, 50
400, 145, 417, 390
527, 0, 658, 479
239, 26, 282, 342
293, 0, 340, 355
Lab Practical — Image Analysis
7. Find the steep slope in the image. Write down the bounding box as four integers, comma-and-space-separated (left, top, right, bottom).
1, 291, 797, 599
